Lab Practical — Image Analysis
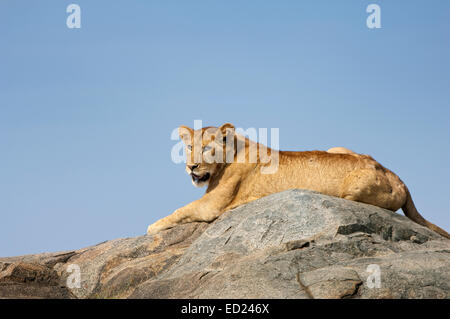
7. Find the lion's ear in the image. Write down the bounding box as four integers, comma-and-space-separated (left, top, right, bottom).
178, 125, 193, 144
219, 123, 235, 135
219, 123, 235, 143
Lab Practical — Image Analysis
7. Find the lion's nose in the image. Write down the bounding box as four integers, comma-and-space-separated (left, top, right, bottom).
188, 164, 199, 171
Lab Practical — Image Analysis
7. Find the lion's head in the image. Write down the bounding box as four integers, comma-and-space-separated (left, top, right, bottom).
178, 123, 236, 187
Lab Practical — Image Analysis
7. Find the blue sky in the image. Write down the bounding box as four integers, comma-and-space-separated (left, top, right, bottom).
1, 1, 449, 256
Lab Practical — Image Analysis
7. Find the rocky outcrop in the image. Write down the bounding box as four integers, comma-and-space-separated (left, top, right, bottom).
1, 189, 449, 299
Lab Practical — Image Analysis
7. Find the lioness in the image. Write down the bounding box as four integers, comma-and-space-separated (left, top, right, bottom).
147, 123, 450, 239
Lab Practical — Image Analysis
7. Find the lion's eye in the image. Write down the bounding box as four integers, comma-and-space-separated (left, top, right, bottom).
186, 145, 192, 151
203, 145, 212, 152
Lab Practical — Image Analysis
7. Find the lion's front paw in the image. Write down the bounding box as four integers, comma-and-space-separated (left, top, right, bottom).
147, 209, 186, 235
147, 223, 162, 235
146, 219, 171, 235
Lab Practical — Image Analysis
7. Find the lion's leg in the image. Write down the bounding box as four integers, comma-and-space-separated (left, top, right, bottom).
147, 176, 241, 235
339, 169, 401, 211
146, 208, 192, 235
147, 204, 222, 235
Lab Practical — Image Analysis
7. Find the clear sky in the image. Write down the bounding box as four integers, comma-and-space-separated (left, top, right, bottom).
1, 1, 449, 257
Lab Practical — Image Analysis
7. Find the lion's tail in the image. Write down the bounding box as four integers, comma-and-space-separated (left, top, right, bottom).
402, 188, 450, 239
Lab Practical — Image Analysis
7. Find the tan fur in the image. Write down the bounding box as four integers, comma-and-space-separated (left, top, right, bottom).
147, 124, 450, 239
327, 147, 356, 155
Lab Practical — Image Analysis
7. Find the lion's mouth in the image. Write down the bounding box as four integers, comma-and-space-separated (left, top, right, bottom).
191, 172, 210, 183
